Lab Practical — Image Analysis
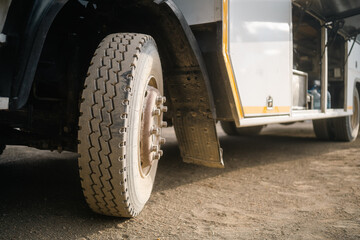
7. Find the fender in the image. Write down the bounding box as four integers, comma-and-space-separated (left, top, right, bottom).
153, 0, 223, 167
4, 0, 217, 115
157, 0, 217, 118
2, 0, 68, 110
2, 0, 223, 167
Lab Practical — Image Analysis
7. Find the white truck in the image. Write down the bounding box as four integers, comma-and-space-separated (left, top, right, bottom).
0, 0, 359, 217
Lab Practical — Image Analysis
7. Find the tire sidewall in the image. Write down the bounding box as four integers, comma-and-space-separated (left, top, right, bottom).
347, 87, 360, 140
127, 40, 163, 211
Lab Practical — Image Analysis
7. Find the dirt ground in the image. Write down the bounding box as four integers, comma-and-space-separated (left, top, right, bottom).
0, 122, 359, 240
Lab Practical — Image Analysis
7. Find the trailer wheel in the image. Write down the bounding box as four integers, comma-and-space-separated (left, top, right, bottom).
332, 88, 360, 141
220, 121, 263, 136
78, 33, 166, 217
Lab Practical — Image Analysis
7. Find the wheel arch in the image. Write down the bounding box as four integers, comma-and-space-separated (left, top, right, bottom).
5, 0, 69, 110
8, 0, 223, 167
10, 0, 216, 117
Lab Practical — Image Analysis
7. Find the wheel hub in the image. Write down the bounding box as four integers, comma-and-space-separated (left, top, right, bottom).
139, 86, 167, 176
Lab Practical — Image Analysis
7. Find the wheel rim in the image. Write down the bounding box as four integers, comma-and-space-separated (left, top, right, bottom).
139, 81, 167, 178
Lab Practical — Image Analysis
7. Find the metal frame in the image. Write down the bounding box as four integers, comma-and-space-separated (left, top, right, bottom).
292, 69, 308, 110
239, 109, 351, 127
344, 40, 349, 111
321, 25, 328, 113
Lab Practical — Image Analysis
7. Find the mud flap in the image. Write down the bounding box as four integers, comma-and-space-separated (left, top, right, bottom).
167, 70, 224, 168
173, 113, 224, 168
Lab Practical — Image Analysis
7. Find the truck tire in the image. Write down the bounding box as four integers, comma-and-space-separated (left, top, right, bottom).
78, 33, 166, 217
332, 88, 359, 141
220, 121, 263, 136
313, 88, 359, 141
312, 119, 334, 140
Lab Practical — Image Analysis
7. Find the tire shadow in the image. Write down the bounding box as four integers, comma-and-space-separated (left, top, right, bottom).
0, 148, 123, 240
0, 123, 358, 239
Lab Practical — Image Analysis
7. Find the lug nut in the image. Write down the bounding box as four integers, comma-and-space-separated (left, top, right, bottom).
160, 138, 166, 145
161, 121, 168, 128
153, 153, 161, 160
156, 96, 166, 105
151, 145, 158, 152
152, 108, 161, 116
151, 127, 160, 136
161, 106, 168, 113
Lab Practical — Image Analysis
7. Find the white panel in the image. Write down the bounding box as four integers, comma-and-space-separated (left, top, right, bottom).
228, 0, 292, 116
347, 40, 360, 108
172, 0, 221, 25
0, 97, 9, 110
239, 109, 351, 127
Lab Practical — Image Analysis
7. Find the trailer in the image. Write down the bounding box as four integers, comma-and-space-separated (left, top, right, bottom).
0, 0, 359, 217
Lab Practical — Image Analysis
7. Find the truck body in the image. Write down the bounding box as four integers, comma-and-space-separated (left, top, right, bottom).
175, 0, 360, 125
0, 0, 359, 217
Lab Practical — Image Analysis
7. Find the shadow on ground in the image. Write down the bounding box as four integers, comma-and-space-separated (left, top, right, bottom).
0, 123, 358, 239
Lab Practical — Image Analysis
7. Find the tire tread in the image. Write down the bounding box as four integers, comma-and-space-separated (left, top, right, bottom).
78, 33, 154, 217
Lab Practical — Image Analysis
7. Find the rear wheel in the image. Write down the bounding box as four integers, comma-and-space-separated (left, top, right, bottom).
332, 88, 359, 141
313, 87, 359, 141
78, 33, 166, 217
220, 121, 263, 136
312, 119, 334, 140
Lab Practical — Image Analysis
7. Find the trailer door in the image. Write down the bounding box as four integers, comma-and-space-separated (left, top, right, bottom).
228, 0, 292, 117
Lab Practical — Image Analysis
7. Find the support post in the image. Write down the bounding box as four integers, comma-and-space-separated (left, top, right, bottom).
344, 40, 348, 111
321, 26, 328, 113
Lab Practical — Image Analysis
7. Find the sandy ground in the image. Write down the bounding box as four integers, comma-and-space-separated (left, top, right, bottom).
0, 122, 359, 240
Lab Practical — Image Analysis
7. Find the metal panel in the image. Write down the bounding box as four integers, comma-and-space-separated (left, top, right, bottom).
228, 0, 292, 117
0, 97, 9, 109
347, 39, 360, 110
292, 70, 308, 109
157, 0, 224, 168
172, 0, 221, 25
239, 109, 352, 127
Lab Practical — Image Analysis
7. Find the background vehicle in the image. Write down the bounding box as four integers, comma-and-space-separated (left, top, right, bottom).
0, 0, 359, 217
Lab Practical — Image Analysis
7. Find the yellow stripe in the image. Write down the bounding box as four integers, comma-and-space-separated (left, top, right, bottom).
222, 0, 243, 119
243, 106, 291, 115
348, 106, 353, 110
